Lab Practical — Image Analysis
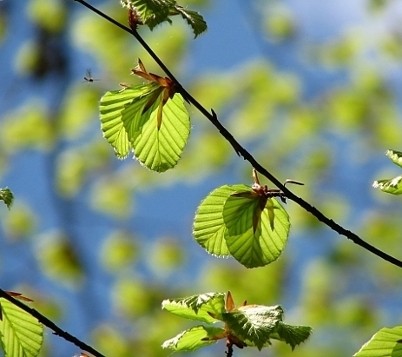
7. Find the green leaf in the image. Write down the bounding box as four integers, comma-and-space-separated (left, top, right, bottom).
193, 184, 249, 257
373, 176, 402, 195
223, 191, 290, 268
121, 0, 207, 36
222, 305, 284, 350
162, 292, 226, 323
223, 305, 311, 350
100, 87, 149, 159
354, 326, 402, 357
386, 149, 402, 168
271, 323, 313, 350
129, 92, 190, 172
162, 325, 224, 351
0, 299, 44, 357
174, 6, 207, 37
0, 188, 14, 209
122, 0, 175, 29
100, 85, 190, 172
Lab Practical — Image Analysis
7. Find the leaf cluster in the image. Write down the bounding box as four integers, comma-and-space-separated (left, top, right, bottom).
162, 291, 312, 352
120, 0, 207, 37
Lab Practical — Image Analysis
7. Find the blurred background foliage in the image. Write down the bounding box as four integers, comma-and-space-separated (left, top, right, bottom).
1, 0, 402, 356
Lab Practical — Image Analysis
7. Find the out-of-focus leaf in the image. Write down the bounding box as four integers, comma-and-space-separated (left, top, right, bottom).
373, 176, 402, 195
35, 231, 83, 286
0, 298, 43, 357
2, 202, 36, 240
162, 292, 226, 323
0, 188, 13, 209
354, 326, 402, 356
101, 231, 138, 272
90, 176, 134, 219
28, 0, 66, 33
162, 325, 224, 351
386, 149, 402, 168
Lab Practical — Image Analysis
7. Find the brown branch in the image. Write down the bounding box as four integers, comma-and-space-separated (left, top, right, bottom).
73, 0, 402, 269
0, 289, 105, 357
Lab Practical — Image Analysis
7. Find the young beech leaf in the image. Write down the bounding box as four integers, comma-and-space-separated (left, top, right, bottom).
354, 326, 402, 356
222, 305, 311, 350
100, 84, 190, 172
129, 91, 190, 172
223, 190, 290, 268
100, 86, 153, 159
0, 298, 44, 357
121, 0, 207, 37
386, 149, 402, 168
162, 325, 225, 352
161, 292, 226, 323
193, 185, 290, 268
0, 187, 14, 209
193, 184, 250, 257
373, 176, 402, 195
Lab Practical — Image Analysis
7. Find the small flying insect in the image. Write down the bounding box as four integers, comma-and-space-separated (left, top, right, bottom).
83, 69, 99, 83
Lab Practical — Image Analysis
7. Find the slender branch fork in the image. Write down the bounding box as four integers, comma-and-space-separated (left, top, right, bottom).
0, 289, 105, 357
73, 0, 402, 270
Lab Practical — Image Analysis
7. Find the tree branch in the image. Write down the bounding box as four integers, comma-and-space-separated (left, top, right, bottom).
73, 0, 402, 269
0, 289, 105, 357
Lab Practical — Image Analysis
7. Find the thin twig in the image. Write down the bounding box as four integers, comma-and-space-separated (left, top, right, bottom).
0, 289, 105, 357
73, 0, 402, 269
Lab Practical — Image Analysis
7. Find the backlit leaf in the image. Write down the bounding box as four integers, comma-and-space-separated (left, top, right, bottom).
354, 326, 402, 357
223, 304, 311, 350
373, 176, 402, 195
386, 149, 402, 168
0, 298, 44, 357
100, 85, 190, 172
129, 92, 190, 172
193, 184, 249, 257
223, 192, 290, 268
162, 325, 224, 351
162, 292, 226, 323
121, 0, 207, 36
174, 6, 207, 37
100, 87, 147, 159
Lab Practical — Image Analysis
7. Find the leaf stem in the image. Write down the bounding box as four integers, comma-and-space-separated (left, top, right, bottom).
0, 289, 105, 357
73, 0, 402, 269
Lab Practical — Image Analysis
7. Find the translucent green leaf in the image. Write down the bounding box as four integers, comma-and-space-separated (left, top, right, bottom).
386, 149, 402, 168
354, 326, 402, 357
100, 85, 190, 172
174, 6, 207, 37
0, 298, 44, 357
162, 292, 226, 323
271, 323, 313, 350
223, 305, 311, 350
0, 188, 14, 209
193, 184, 249, 257
223, 193, 290, 268
129, 92, 190, 172
99, 87, 144, 159
222, 305, 283, 350
121, 0, 207, 36
162, 325, 224, 351
122, 0, 175, 29
373, 176, 402, 195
